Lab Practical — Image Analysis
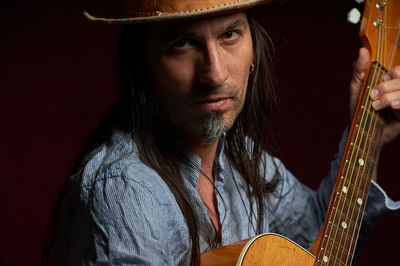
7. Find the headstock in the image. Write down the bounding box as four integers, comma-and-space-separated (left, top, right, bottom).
359, 0, 400, 69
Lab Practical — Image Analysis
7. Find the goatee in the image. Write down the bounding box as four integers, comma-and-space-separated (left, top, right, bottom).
201, 111, 225, 144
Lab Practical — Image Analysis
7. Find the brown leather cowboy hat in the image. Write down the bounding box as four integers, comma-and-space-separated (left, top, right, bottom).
84, 0, 276, 24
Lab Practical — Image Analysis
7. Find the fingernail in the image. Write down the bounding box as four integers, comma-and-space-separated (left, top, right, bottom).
392, 100, 400, 108
372, 100, 381, 109
370, 89, 379, 98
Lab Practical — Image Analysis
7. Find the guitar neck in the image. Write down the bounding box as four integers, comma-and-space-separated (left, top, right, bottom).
314, 62, 386, 265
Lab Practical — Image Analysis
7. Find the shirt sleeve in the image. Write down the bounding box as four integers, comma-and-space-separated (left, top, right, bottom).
267, 128, 400, 249
71, 175, 172, 265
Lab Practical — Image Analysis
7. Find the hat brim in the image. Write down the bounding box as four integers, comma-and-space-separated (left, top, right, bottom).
83, 0, 275, 25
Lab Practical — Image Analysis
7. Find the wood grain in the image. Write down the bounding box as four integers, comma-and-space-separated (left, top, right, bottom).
200, 233, 316, 265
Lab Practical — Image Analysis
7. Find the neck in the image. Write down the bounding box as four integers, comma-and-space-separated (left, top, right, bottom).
185, 135, 219, 176
309, 62, 386, 264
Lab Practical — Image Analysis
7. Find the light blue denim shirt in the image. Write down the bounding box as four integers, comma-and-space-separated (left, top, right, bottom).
65, 130, 400, 265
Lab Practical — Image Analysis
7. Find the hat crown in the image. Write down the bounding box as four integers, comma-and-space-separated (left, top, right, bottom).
123, 0, 252, 16
84, 0, 275, 24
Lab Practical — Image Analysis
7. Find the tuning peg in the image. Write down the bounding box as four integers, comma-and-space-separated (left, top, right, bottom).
355, 0, 364, 3
347, 8, 361, 24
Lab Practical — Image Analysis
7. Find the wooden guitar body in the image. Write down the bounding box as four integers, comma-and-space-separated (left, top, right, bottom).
201, 233, 315, 265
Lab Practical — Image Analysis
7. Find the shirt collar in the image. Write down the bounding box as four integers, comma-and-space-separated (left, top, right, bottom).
179, 133, 227, 186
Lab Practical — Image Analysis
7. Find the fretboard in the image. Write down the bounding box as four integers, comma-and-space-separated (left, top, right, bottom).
316, 62, 386, 265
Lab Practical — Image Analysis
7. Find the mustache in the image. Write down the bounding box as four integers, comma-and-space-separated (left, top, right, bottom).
188, 83, 238, 101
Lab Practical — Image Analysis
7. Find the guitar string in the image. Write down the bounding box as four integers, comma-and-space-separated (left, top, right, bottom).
347, 66, 385, 265
319, 74, 371, 264
334, 64, 380, 265
345, 27, 384, 263
344, 69, 385, 265
383, 2, 387, 67
345, 21, 388, 262
349, 14, 389, 261
343, 65, 383, 265
318, 69, 375, 262
340, 22, 385, 265
345, 6, 390, 263
342, 17, 387, 265
332, 64, 378, 265
317, 3, 393, 264
323, 3, 396, 264
322, 11, 387, 265
327, 59, 380, 264
319, 68, 374, 264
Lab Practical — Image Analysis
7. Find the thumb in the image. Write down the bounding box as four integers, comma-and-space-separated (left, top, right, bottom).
351, 47, 370, 90
349, 47, 371, 118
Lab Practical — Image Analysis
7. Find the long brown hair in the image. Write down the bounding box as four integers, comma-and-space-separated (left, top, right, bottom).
43, 12, 280, 266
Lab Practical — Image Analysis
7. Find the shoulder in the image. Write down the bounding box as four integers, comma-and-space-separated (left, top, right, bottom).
79, 130, 151, 186
77, 130, 179, 206
76, 130, 184, 230
63, 131, 191, 264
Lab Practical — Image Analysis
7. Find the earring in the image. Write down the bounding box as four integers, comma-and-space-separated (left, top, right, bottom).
249, 64, 255, 74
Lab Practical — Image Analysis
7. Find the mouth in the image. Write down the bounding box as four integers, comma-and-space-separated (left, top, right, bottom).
194, 97, 232, 111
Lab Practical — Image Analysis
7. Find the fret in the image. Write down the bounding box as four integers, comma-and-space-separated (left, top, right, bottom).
359, 105, 384, 121
335, 190, 368, 214
350, 132, 379, 155
331, 194, 366, 218
317, 248, 346, 266
322, 221, 359, 262
356, 115, 384, 138
356, 108, 385, 135
334, 180, 370, 216
325, 225, 356, 266
343, 141, 377, 166
351, 127, 380, 150
328, 208, 362, 239
350, 123, 382, 155
352, 120, 383, 145
334, 183, 368, 202
351, 129, 380, 149
342, 162, 376, 187
319, 235, 352, 264
324, 213, 358, 240
342, 164, 375, 192
367, 62, 387, 87
341, 160, 375, 187
344, 144, 378, 169
332, 174, 369, 213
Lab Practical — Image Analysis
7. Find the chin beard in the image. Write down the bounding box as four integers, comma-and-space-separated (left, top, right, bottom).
200, 111, 226, 144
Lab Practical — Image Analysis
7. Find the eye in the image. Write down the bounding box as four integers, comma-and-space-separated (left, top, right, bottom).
168, 39, 196, 54
224, 31, 237, 39
172, 39, 189, 48
221, 30, 241, 44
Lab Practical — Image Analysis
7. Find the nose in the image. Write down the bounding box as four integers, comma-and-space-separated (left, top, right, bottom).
197, 42, 229, 88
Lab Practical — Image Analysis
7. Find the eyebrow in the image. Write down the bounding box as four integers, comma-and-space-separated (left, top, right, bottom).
225, 19, 248, 32
161, 18, 249, 43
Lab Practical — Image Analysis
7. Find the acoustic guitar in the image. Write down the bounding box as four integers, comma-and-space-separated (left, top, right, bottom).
200, 0, 400, 265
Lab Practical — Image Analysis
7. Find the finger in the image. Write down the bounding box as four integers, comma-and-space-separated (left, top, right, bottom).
350, 48, 370, 94
372, 90, 400, 110
387, 65, 400, 79
370, 78, 400, 100
354, 47, 371, 76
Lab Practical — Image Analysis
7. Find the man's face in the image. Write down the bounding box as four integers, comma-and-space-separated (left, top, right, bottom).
146, 12, 253, 144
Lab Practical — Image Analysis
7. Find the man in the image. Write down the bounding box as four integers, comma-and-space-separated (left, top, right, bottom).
44, 0, 400, 265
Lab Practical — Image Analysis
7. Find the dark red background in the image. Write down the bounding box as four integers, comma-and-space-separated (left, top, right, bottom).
1, 0, 399, 265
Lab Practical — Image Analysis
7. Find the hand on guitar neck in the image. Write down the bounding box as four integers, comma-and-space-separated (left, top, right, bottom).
349, 47, 400, 183
350, 47, 400, 147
